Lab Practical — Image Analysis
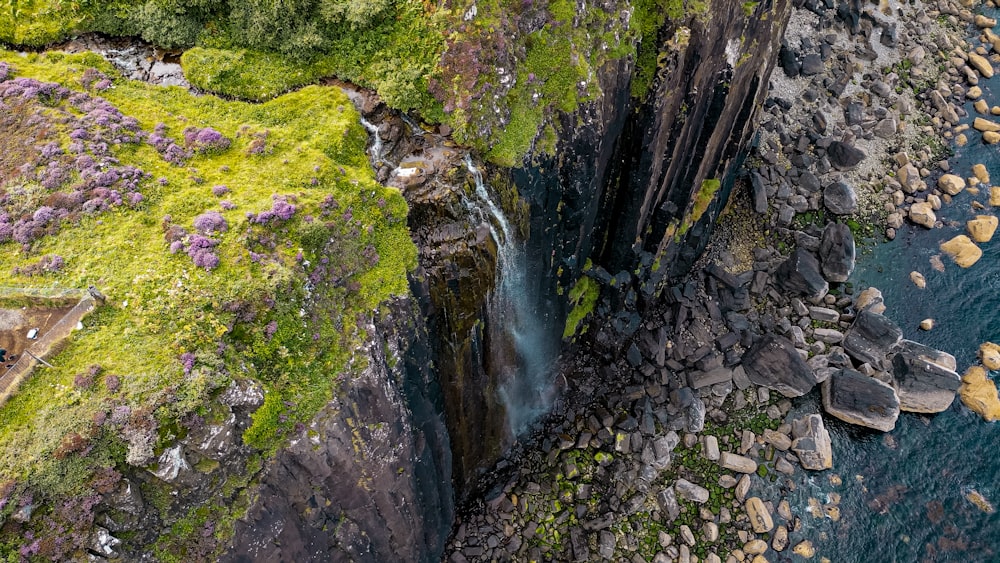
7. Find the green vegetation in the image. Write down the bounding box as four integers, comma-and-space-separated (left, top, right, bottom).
0, 50, 415, 558
679, 178, 721, 235
562, 276, 600, 339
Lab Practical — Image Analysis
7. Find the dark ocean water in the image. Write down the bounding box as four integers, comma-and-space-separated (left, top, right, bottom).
764, 49, 1000, 562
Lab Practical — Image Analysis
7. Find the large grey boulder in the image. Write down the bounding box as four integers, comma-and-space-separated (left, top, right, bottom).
822, 368, 900, 431
827, 141, 866, 170
743, 334, 820, 397
790, 414, 833, 470
819, 223, 855, 283
891, 340, 961, 413
774, 249, 829, 299
824, 181, 858, 215
843, 309, 903, 369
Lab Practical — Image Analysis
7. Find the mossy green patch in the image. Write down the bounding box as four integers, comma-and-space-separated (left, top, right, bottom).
562, 276, 600, 339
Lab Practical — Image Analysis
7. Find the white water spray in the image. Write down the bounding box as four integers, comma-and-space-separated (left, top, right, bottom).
359, 116, 384, 162
463, 155, 558, 438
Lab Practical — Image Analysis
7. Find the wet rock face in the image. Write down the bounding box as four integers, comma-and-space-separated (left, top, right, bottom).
890, 340, 960, 413
224, 298, 452, 563
822, 368, 900, 432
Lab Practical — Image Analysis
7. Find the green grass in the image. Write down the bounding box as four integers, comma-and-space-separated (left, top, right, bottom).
0, 49, 415, 555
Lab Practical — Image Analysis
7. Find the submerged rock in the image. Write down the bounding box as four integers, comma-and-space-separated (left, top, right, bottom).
822, 368, 900, 431
819, 222, 855, 282
743, 334, 819, 397
854, 287, 886, 314
980, 342, 1000, 370
891, 340, 960, 413
745, 497, 774, 533
959, 366, 1000, 421
967, 215, 998, 243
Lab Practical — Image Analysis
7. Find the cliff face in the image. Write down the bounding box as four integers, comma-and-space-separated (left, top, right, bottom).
225, 297, 453, 563
221, 0, 793, 558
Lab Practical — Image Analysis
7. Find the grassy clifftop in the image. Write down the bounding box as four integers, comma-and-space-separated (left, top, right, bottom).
0, 50, 415, 559
0, 0, 692, 166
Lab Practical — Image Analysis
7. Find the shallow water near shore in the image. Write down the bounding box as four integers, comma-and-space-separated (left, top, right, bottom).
771, 54, 1000, 563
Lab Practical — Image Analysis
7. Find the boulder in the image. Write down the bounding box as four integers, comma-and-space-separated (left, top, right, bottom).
675, 479, 710, 504
991, 187, 1000, 207
657, 487, 681, 521
968, 52, 995, 78
986, 131, 1000, 144
745, 497, 774, 533
891, 340, 960, 413
967, 215, 998, 243
824, 181, 858, 215
908, 202, 936, 228
774, 249, 829, 298
843, 309, 903, 368
940, 235, 983, 268
819, 223, 855, 283
763, 429, 792, 451
973, 163, 990, 184
791, 413, 833, 470
937, 174, 966, 195
854, 287, 886, 314
896, 163, 925, 193
959, 366, 1000, 421
719, 452, 758, 474
980, 342, 1000, 370
974, 117, 1000, 132
822, 369, 901, 431
827, 141, 866, 170
743, 334, 820, 397
909, 271, 926, 288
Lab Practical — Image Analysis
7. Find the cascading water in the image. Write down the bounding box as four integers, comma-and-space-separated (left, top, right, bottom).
359, 116, 384, 162
463, 155, 560, 438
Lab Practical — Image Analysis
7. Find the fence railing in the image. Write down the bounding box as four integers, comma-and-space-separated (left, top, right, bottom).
0, 293, 98, 405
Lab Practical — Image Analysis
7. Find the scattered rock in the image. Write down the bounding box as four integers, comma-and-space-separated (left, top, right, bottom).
968, 51, 995, 78
940, 235, 983, 268
980, 342, 1000, 370
827, 141, 866, 170
763, 429, 792, 451
793, 540, 816, 558
919, 319, 934, 331
891, 340, 960, 413
855, 287, 886, 314
743, 334, 820, 397
745, 497, 774, 533
819, 223, 855, 283
675, 479, 710, 504
657, 488, 681, 522
973, 163, 990, 184
909, 271, 926, 289
822, 368, 901, 431
719, 452, 758, 474
824, 181, 858, 215
967, 215, 998, 243
973, 117, 1000, 132
966, 489, 995, 513
843, 309, 903, 368
772, 524, 788, 551
774, 249, 829, 299
936, 174, 965, 196
960, 366, 1000, 421
908, 202, 936, 229
791, 413, 833, 470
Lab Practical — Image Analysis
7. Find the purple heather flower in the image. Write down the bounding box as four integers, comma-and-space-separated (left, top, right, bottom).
219, 200, 236, 210
180, 352, 196, 375
211, 184, 229, 196
169, 240, 185, 254
0, 62, 10, 82
192, 210, 228, 234
94, 79, 111, 91
264, 320, 278, 340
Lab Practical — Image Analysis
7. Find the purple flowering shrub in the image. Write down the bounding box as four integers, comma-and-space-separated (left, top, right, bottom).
0, 61, 11, 82
184, 126, 231, 153
211, 184, 230, 196
193, 210, 228, 234
246, 194, 297, 225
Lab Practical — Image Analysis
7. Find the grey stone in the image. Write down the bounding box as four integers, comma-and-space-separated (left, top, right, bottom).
800, 53, 824, 75
819, 222, 856, 282
774, 249, 829, 299
824, 181, 858, 215
844, 309, 903, 369
657, 487, 681, 522
675, 479, 710, 504
719, 452, 758, 473
743, 334, 820, 397
813, 328, 845, 344
751, 171, 769, 213
822, 369, 900, 431
598, 530, 616, 559
790, 413, 833, 470
689, 367, 733, 389
570, 528, 589, 561
891, 340, 960, 413
827, 141, 866, 170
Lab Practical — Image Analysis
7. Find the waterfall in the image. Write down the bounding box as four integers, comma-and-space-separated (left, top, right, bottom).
463, 155, 558, 438
359, 116, 384, 162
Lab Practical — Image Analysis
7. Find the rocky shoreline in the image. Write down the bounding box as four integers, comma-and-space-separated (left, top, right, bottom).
445, 0, 1000, 560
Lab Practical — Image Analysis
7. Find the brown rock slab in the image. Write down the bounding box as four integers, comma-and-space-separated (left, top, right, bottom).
985, 131, 1000, 144
940, 235, 983, 267
959, 366, 1000, 421
975, 117, 1000, 132
909, 201, 937, 228
937, 174, 966, 195
980, 342, 1000, 370
967, 215, 998, 243
969, 52, 995, 78
745, 497, 774, 533
973, 163, 991, 184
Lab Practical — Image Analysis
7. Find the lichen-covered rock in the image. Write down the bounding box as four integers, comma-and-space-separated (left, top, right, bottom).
791, 413, 833, 470
745, 497, 774, 533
